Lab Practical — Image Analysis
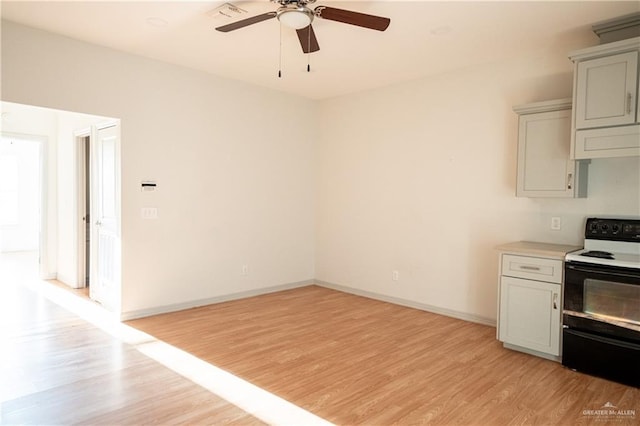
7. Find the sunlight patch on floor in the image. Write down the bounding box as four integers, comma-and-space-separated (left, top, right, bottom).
11, 259, 333, 426
137, 340, 333, 426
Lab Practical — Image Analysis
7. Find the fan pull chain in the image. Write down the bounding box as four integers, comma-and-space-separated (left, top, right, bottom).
307, 25, 311, 73
278, 23, 282, 78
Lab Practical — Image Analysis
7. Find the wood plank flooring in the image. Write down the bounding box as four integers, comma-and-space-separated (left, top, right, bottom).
128, 285, 640, 425
0, 252, 266, 425
2, 252, 638, 425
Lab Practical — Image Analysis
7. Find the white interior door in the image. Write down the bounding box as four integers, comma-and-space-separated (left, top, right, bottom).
90, 123, 121, 312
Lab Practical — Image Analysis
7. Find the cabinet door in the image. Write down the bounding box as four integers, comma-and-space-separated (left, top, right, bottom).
517, 109, 576, 197
575, 51, 638, 129
499, 276, 561, 356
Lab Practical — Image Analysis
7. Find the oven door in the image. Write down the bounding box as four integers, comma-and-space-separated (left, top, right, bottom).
563, 327, 640, 387
563, 261, 640, 387
563, 261, 640, 342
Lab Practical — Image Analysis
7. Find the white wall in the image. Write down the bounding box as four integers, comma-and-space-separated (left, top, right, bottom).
2, 21, 316, 317
3, 20, 639, 325
315, 38, 640, 323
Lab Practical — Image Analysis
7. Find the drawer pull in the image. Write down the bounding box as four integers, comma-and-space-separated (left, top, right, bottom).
519, 265, 541, 271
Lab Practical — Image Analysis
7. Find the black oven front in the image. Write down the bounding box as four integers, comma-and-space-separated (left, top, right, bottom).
563, 261, 640, 387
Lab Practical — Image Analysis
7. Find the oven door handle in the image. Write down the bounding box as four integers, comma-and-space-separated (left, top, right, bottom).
564, 328, 640, 350
566, 263, 640, 280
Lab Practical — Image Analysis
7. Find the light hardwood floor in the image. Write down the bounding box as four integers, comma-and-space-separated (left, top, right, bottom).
128, 285, 639, 425
1, 252, 638, 425
1, 253, 267, 425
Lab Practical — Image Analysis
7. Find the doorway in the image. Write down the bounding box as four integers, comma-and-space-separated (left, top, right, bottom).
1, 101, 121, 315
75, 123, 121, 311
77, 133, 91, 295
0, 135, 43, 278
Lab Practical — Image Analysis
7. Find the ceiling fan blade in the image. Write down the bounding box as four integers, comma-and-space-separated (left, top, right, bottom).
315, 6, 390, 31
296, 25, 320, 53
215, 12, 276, 32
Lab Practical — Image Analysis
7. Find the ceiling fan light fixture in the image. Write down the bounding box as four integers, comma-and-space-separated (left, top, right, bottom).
277, 6, 313, 29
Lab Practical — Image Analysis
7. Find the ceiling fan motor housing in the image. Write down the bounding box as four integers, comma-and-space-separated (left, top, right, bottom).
272, 0, 316, 6
276, 4, 314, 29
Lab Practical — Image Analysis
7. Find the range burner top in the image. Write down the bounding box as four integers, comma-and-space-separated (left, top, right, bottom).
565, 218, 640, 270
580, 250, 614, 259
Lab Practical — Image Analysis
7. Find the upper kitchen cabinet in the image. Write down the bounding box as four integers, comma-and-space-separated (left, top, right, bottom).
575, 51, 637, 129
513, 99, 588, 198
569, 36, 640, 159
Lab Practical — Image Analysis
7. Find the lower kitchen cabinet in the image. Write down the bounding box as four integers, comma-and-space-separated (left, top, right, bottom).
495, 241, 580, 362
499, 276, 561, 357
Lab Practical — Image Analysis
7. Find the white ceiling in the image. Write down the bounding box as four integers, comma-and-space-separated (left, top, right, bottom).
1, 1, 639, 100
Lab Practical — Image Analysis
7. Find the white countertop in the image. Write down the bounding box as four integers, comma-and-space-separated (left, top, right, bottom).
495, 241, 582, 260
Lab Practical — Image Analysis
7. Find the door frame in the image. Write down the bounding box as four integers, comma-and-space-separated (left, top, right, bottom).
75, 128, 91, 289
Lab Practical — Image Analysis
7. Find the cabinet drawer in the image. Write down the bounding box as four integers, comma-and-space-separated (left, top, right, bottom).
574, 124, 640, 159
501, 254, 563, 283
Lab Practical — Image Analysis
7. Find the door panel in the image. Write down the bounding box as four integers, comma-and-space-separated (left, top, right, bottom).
90, 124, 120, 312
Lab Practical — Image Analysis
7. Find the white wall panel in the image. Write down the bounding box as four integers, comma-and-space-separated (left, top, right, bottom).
315, 39, 640, 322
2, 21, 316, 316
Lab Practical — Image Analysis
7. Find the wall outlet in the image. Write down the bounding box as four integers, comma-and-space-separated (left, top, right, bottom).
551, 217, 561, 230
141, 207, 158, 219
392, 270, 399, 281
241, 264, 248, 276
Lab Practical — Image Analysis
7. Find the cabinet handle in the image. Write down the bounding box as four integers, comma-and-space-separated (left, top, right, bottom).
628, 93, 633, 115
519, 265, 541, 271
553, 293, 558, 310
567, 173, 573, 190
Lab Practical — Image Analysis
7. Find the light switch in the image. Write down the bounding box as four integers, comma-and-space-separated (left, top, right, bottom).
141, 180, 157, 192
141, 207, 158, 219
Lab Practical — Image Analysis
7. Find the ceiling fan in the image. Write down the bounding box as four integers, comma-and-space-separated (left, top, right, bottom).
215, 0, 391, 54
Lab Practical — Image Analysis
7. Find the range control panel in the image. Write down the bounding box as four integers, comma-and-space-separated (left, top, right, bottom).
585, 218, 640, 242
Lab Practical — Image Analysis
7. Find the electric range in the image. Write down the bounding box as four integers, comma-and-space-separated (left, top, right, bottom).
563, 217, 640, 387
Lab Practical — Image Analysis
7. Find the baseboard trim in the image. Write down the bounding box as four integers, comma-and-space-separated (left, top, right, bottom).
315, 280, 496, 327
120, 278, 497, 327
56, 273, 76, 288
120, 279, 315, 321
503, 343, 560, 362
